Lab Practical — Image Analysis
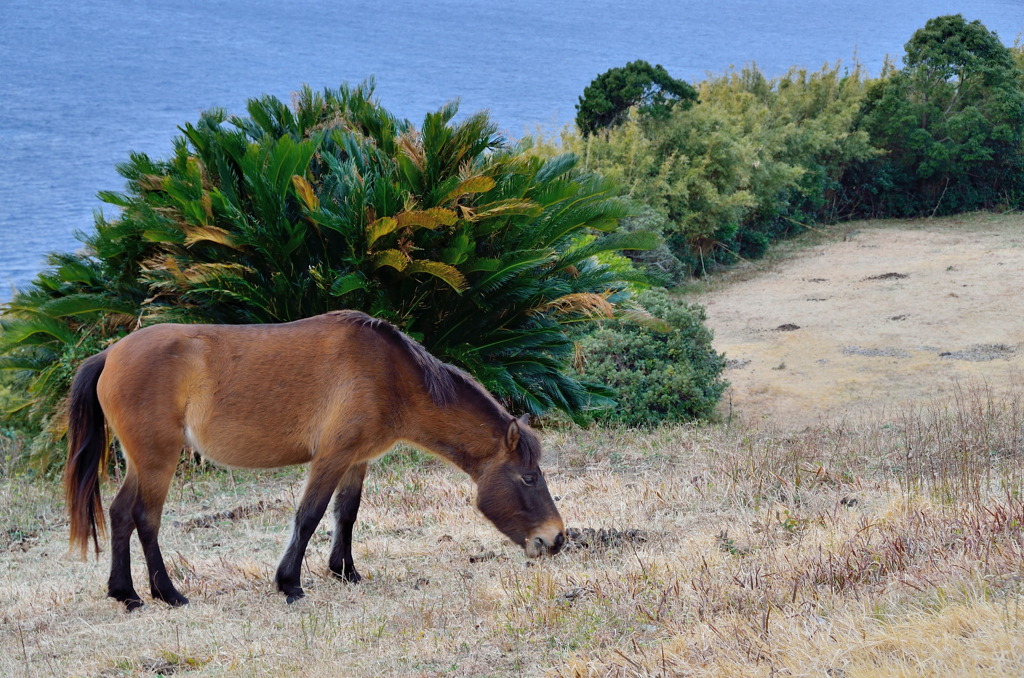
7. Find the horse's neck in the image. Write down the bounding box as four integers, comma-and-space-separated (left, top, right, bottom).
404, 400, 500, 480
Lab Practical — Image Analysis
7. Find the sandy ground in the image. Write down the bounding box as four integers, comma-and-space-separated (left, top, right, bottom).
695, 212, 1024, 428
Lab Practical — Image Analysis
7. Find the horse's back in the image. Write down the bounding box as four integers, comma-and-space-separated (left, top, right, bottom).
97, 314, 396, 469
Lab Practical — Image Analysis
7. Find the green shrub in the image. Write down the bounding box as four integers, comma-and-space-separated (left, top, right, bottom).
546, 60, 876, 274
852, 14, 1024, 215
616, 207, 687, 284
575, 288, 727, 427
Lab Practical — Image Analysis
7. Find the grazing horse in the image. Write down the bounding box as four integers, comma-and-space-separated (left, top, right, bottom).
65, 310, 565, 611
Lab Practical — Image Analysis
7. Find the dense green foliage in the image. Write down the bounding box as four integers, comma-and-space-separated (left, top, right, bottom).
576, 60, 698, 136
547, 61, 877, 275
853, 15, 1024, 215
546, 15, 1024, 277
1, 82, 674, 459
575, 288, 727, 426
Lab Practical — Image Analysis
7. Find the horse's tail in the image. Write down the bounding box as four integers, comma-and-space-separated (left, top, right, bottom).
65, 350, 110, 559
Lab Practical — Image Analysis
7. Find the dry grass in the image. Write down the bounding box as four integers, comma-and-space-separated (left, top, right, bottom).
1, 384, 1023, 676
690, 210, 1024, 428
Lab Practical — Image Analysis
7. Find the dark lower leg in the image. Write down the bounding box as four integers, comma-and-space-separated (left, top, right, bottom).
275, 463, 348, 603
131, 470, 188, 607
134, 507, 188, 607
107, 476, 143, 611
329, 462, 367, 583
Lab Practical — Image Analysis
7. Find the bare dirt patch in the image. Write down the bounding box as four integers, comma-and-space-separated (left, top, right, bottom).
171, 499, 286, 531
695, 212, 1024, 427
940, 343, 1018, 362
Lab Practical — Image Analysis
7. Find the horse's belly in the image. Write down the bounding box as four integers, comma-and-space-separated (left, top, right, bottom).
184, 420, 313, 469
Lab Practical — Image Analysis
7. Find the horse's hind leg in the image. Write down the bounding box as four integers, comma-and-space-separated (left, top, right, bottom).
329, 461, 368, 583
107, 467, 143, 611
275, 455, 350, 603
130, 450, 188, 607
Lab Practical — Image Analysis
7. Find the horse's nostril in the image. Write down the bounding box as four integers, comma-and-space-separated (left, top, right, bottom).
534, 536, 546, 550
553, 531, 565, 551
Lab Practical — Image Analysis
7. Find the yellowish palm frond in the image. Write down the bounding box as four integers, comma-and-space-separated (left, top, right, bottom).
537, 292, 614, 319
366, 216, 400, 248
180, 263, 250, 285
406, 260, 467, 292
183, 226, 241, 250
398, 129, 425, 171
371, 249, 410, 272
291, 175, 320, 211
443, 175, 496, 203
396, 208, 458, 230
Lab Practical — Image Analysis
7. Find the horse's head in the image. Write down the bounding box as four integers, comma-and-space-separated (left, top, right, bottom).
475, 415, 565, 557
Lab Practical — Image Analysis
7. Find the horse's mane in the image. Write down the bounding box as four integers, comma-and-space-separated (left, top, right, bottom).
327, 310, 540, 467
339, 311, 461, 407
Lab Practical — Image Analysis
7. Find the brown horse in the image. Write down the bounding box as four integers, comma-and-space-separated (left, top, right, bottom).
65, 310, 564, 611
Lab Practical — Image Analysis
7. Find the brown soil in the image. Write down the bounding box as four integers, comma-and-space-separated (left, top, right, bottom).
695, 212, 1024, 428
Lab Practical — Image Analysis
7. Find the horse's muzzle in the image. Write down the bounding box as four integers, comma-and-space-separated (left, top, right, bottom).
525, 519, 565, 557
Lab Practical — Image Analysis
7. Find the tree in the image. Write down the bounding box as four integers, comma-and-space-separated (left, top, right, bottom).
576, 60, 697, 136
1, 81, 664, 461
855, 15, 1024, 214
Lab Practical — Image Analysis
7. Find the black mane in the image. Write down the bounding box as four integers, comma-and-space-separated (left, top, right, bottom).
329, 310, 540, 467
326, 310, 467, 404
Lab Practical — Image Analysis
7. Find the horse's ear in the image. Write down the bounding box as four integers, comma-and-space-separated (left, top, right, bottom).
517, 413, 530, 428
506, 419, 520, 451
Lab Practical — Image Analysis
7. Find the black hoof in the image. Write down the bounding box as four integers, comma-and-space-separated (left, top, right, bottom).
109, 589, 145, 613
286, 590, 305, 604
164, 593, 190, 607
330, 565, 362, 584
152, 587, 189, 607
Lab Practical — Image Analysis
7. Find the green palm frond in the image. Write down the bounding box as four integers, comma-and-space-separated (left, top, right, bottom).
0, 316, 77, 348
330, 273, 368, 297
37, 294, 137, 318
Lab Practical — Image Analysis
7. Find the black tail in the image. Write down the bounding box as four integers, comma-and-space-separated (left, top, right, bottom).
65, 350, 110, 559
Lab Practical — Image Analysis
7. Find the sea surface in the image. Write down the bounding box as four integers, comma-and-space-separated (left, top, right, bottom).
1, 0, 1021, 300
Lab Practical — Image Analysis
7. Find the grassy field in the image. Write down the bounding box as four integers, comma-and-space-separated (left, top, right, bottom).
2, 213, 1023, 676
1, 380, 1022, 677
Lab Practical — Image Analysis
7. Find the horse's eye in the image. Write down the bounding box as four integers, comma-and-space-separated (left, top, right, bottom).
521, 474, 536, 485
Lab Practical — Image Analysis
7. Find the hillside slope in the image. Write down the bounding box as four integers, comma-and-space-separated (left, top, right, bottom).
696, 211, 1024, 427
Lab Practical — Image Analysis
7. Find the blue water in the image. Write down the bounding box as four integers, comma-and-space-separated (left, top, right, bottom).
1, 1, 1021, 300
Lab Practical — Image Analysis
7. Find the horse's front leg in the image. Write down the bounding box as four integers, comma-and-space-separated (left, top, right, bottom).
275, 455, 349, 603
328, 461, 368, 583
